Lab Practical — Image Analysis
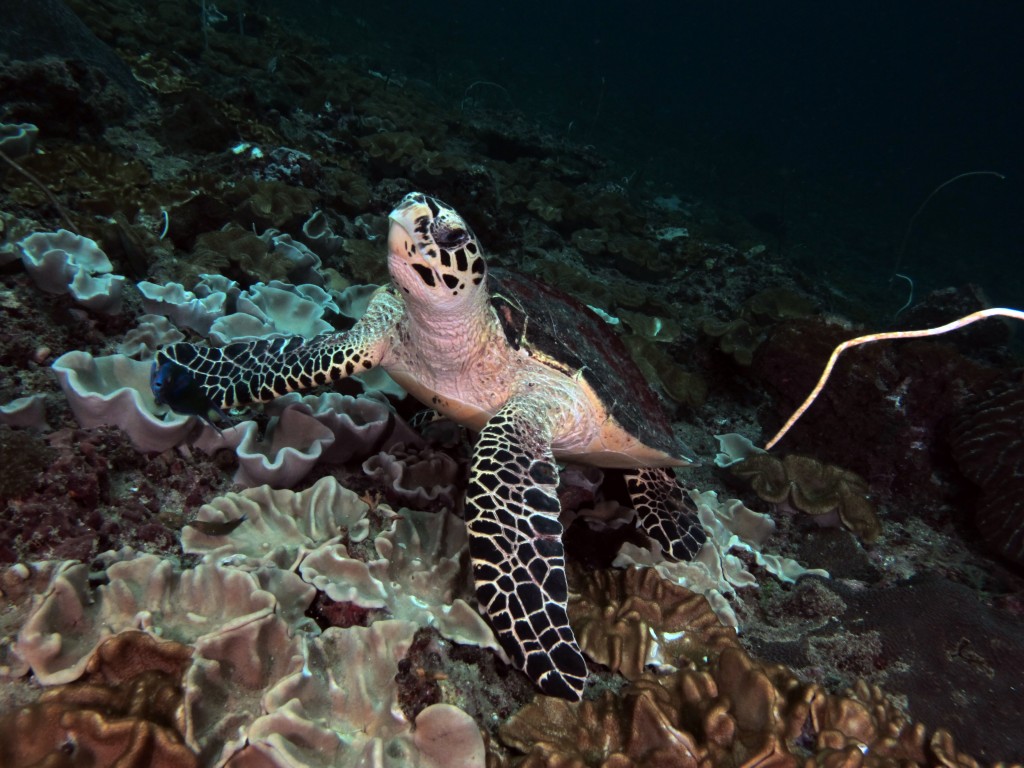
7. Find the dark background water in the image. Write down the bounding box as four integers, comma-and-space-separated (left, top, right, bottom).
272, 0, 1023, 311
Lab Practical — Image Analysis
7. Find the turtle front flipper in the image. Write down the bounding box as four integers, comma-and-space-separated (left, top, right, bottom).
467, 399, 588, 701
627, 467, 707, 561
154, 290, 400, 412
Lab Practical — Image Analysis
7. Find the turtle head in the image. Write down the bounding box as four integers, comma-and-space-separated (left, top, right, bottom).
387, 192, 487, 309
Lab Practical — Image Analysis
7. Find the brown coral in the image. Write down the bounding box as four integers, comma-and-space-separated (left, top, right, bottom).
498, 645, 1003, 768
701, 287, 816, 367
187, 225, 294, 287
732, 453, 881, 542
568, 566, 739, 681
498, 569, 1014, 768
628, 337, 708, 408
0, 631, 196, 768
227, 178, 317, 231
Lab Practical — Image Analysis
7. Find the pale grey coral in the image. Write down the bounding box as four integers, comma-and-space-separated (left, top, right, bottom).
117, 313, 186, 359
0, 561, 65, 678
353, 365, 407, 400
300, 210, 344, 259
52, 347, 402, 477
51, 350, 198, 453
181, 477, 371, 571
271, 391, 419, 465
333, 283, 381, 320
235, 621, 487, 768
138, 279, 229, 335
12, 549, 310, 685
0, 121, 38, 159
230, 410, 334, 488
299, 507, 501, 653
260, 230, 323, 286
137, 274, 240, 335
19, 230, 125, 313
209, 281, 338, 344
362, 443, 460, 507
193, 406, 337, 488
182, 479, 501, 654
0, 394, 47, 429
180, 619, 489, 767
186, 610, 305, 765
370, 508, 501, 653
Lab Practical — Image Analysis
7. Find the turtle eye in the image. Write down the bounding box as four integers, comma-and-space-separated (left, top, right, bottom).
433, 225, 468, 250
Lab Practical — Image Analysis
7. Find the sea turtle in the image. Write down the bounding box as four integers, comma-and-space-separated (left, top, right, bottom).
154, 192, 706, 700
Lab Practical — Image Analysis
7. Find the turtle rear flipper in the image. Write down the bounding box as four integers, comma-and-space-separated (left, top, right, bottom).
154, 291, 400, 411
627, 466, 707, 561
467, 399, 588, 701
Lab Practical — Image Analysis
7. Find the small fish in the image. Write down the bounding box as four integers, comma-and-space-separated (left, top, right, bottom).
186, 514, 247, 536
150, 359, 232, 431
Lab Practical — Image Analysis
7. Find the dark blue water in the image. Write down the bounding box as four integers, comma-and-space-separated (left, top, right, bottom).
277, 0, 1022, 308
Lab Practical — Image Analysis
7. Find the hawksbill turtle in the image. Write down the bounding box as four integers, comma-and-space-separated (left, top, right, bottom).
154, 192, 706, 700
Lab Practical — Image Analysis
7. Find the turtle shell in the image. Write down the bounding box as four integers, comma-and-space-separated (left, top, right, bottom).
488, 268, 688, 461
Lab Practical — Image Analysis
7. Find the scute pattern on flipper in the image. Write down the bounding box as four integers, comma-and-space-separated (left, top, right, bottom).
627, 467, 707, 561
466, 399, 588, 701
155, 288, 402, 410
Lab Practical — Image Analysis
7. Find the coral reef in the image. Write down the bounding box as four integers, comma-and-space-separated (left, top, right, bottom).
499, 570, 1008, 768
0, 0, 1021, 762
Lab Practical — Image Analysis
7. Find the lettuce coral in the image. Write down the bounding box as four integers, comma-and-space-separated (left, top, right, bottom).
18, 229, 125, 313
614, 488, 829, 627
3, 474, 493, 767
52, 350, 197, 453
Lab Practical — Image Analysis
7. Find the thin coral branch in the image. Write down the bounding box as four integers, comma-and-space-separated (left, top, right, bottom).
764, 308, 1024, 451
0, 148, 78, 234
